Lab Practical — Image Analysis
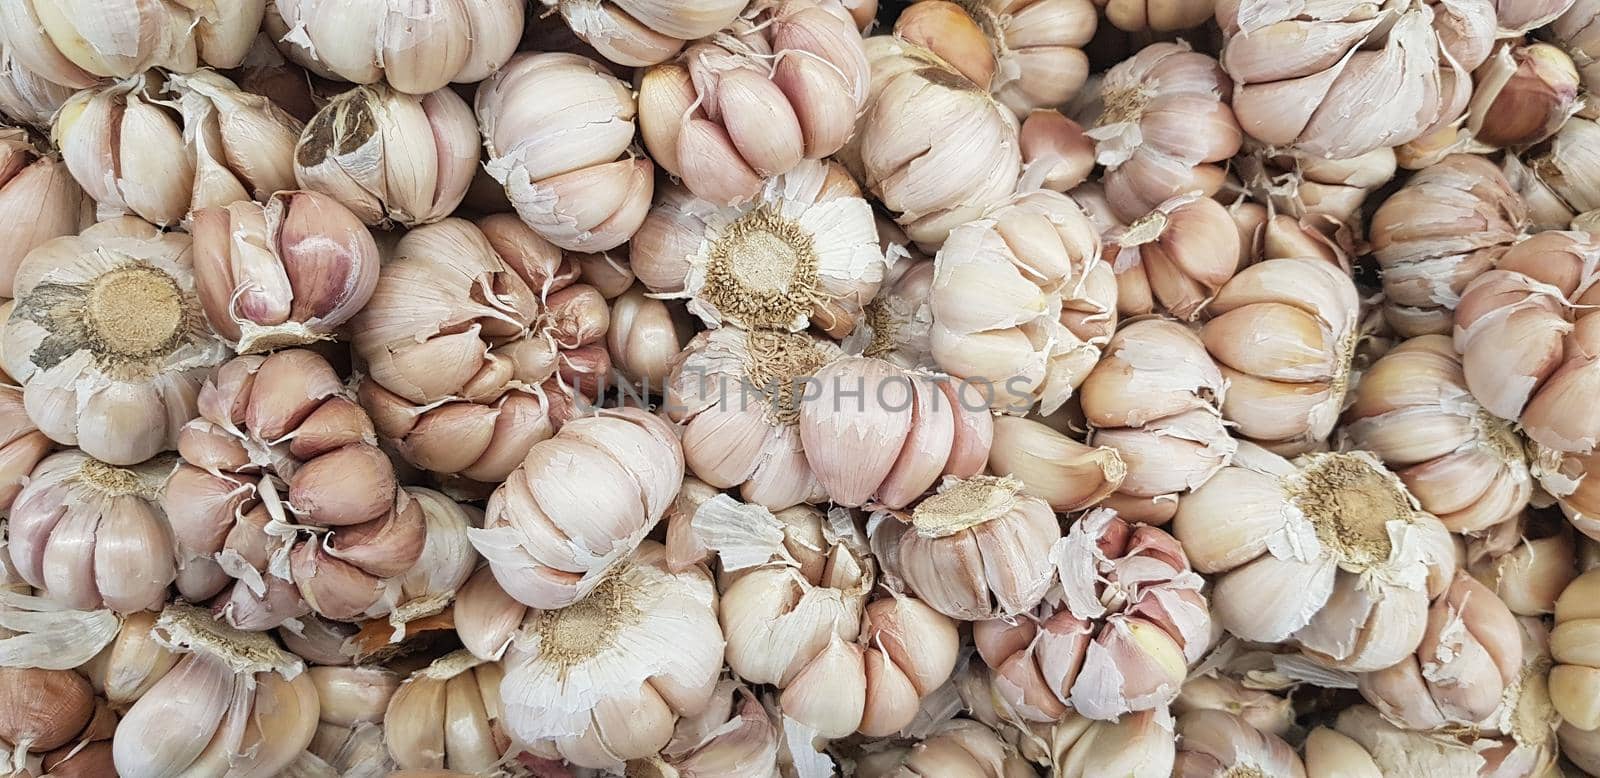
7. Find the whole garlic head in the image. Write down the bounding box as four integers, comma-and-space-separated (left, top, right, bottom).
901, 0, 1096, 117
1172, 710, 1305, 777
542, 0, 753, 67
1101, 195, 1242, 321
0, 0, 264, 85
3, 218, 231, 466
0, 127, 90, 298
1173, 445, 1457, 671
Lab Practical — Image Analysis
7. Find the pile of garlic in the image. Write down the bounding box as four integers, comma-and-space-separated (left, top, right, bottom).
5, 0, 1600, 775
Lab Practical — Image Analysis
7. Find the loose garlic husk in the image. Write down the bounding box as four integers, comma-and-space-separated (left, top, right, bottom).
871, 475, 1060, 621
1173, 710, 1304, 778
476, 52, 653, 252
0, 0, 263, 85
852, 21, 1020, 249
0, 666, 94, 771
1342, 335, 1533, 535
0, 46, 78, 129
0, 128, 89, 298
797, 356, 996, 509
469, 408, 682, 610
977, 510, 1210, 722
7, 451, 176, 613
1101, 195, 1241, 320
1233, 146, 1397, 224
352, 216, 607, 482
1466, 42, 1581, 150
381, 651, 511, 773
666, 328, 840, 510
111, 604, 319, 778
265, 0, 523, 95
541, 0, 752, 67
1467, 512, 1577, 617
902, 0, 1095, 117
1368, 154, 1526, 337
1358, 573, 1522, 731
294, 83, 475, 228
1019, 109, 1094, 194
1199, 256, 1359, 453
928, 190, 1112, 414
190, 190, 380, 354
497, 541, 723, 770
36, 700, 117, 778
162, 348, 426, 628
1080, 319, 1234, 524
608, 285, 691, 388
1087, 42, 1241, 223
1174, 445, 1457, 671
637, 0, 868, 205
854, 718, 1037, 778
3, 218, 230, 465
1218, 0, 1489, 160
629, 679, 779, 778
631, 161, 885, 335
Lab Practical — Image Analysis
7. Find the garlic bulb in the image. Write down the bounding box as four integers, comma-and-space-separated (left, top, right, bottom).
798, 357, 996, 510
977, 510, 1209, 722
1368, 154, 1525, 337
1234, 146, 1397, 224
638, 0, 868, 205
1343, 335, 1532, 535
901, 0, 1095, 117
0, 385, 49, 515
1218, 0, 1489, 160
1466, 43, 1581, 150
1199, 256, 1359, 453
846, 227, 935, 368
1018, 109, 1094, 194
1096, 0, 1213, 29
469, 408, 683, 610
1172, 710, 1304, 777
666, 328, 840, 510
1088, 42, 1241, 223
0, 46, 77, 129
854, 718, 1036, 778
872, 475, 1060, 621
1510, 116, 1600, 229
0, 128, 89, 298
1173, 676, 1295, 739
386, 487, 479, 638
8, 451, 176, 613
498, 541, 723, 770
853, 26, 1020, 248
111, 604, 319, 778
79, 610, 177, 708
928, 190, 1112, 414
1466, 512, 1576, 617
265, 0, 523, 95
631, 161, 885, 335
1102, 195, 1241, 320
0, 0, 263, 84
476, 52, 653, 252
1080, 319, 1234, 524
382, 651, 511, 773
191, 190, 380, 354
352, 216, 608, 482
542, 0, 752, 67
608, 285, 691, 388
630, 679, 779, 778
987, 415, 1124, 513
1174, 445, 1457, 671
294, 83, 476, 227
163, 348, 426, 627
3, 218, 230, 465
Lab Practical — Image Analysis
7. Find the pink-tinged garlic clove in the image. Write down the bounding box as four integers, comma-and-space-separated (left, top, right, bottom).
1020, 109, 1095, 193
0, 128, 91, 298
1101, 195, 1241, 321
608, 285, 692, 388
1467, 42, 1581, 149
906, 0, 1095, 117
541, 0, 752, 67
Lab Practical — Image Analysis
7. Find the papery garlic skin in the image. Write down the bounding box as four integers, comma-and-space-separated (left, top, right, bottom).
162, 348, 425, 628
477, 52, 653, 252
873, 475, 1060, 621
0, 0, 264, 84
988, 415, 1124, 514
3, 218, 229, 466
388, 487, 479, 634
854, 718, 1037, 778
1173, 710, 1305, 778
977, 510, 1210, 723
8, 451, 176, 613
0, 45, 79, 128
638, 0, 869, 205
1080, 319, 1233, 524
0, 665, 94, 766
499, 541, 723, 770
1200, 257, 1359, 453
1019, 109, 1094, 194
0, 127, 89, 298
352, 216, 606, 482
1512, 116, 1600, 228
928, 190, 1111, 415
382, 651, 511, 773
632, 679, 779, 778
1234, 146, 1397, 224
111, 604, 319, 778
1369, 154, 1525, 337
1554, 0, 1600, 96
1307, 706, 1488, 777
294, 83, 475, 227
631, 161, 885, 336
190, 190, 380, 354
1174, 445, 1457, 671
1088, 42, 1241, 223
544, 0, 752, 67
266, 0, 524, 95
1102, 195, 1241, 321
1343, 335, 1532, 535
469, 408, 683, 611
